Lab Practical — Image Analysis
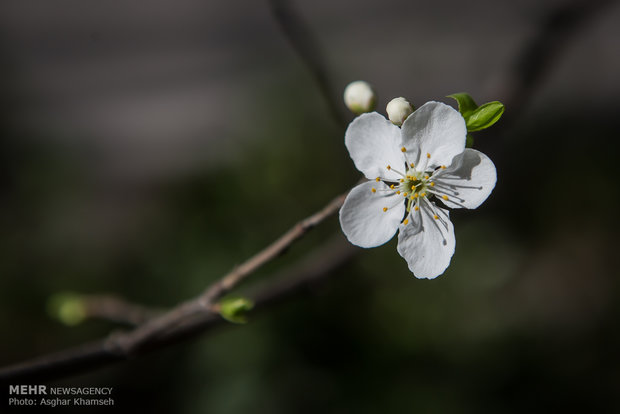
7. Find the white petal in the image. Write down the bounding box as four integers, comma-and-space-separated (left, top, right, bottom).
339, 181, 405, 248
434, 149, 497, 209
345, 112, 405, 181
401, 101, 466, 169
397, 204, 455, 279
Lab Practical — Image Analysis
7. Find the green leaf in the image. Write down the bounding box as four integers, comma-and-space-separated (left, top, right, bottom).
465, 101, 504, 132
47, 292, 87, 326
218, 297, 254, 324
447, 93, 478, 117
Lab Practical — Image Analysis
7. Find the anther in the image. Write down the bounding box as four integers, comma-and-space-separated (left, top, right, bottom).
434, 215, 439, 220
403, 192, 408, 197
375, 177, 380, 182
396, 191, 401, 194
424, 175, 429, 180
401, 147, 407, 152
420, 192, 426, 197
390, 184, 395, 189
442, 195, 449, 200
399, 179, 404, 183
441, 165, 446, 169
414, 206, 419, 211
410, 163, 415, 168
427, 153, 431, 158
430, 182, 435, 187
383, 207, 388, 212
387, 165, 391, 170
371, 188, 376, 193
403, 219, 409, 225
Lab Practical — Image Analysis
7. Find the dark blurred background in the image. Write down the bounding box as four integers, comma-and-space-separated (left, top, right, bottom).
1, 0, 619, 412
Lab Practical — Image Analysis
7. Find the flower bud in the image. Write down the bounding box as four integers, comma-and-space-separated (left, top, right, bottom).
386, 97, 414, 126
344, 81, 376, 115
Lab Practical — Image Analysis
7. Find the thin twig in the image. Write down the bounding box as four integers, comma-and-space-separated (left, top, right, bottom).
80, 295, 163, 326
0, 236, 356, 383
269, 0, 348, 127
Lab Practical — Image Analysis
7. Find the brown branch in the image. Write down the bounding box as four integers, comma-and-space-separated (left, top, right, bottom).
0, 192, 348, 382
0, 236, 356, 383
80, 295, 163, 326
109, 192, 346, 355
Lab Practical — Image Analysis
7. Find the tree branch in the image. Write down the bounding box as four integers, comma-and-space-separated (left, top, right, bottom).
0, 236, 356, 383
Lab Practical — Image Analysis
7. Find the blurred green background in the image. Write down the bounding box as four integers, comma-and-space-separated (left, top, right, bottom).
1, 0, 620, 412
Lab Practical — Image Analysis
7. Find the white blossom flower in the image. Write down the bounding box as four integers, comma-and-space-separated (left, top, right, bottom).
339, 101, 497, 279
344, 81, 376, 114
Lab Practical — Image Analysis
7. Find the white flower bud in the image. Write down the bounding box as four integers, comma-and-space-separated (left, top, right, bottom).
344, 81, 376, 115
386, 97, 414, 126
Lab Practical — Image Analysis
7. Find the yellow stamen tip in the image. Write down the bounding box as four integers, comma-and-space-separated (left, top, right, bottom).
403, 193, 408, 197
387, 165, 391, 170
411, 185, 416, 190
383, 207, 388, 212
442, 195, 449, 200
441, 165, 446, 169
434, 215, 439, 220
430, 182, 435, 187
399, 179, 404, 183
403, 219, 409, 225
375, 177, 380, 182
424, 175, 429, 180
371, 188, 376, 193
426, 153, 431, 158
410, 163, 415, 167
396, 191, 401, 194
401, 147, 407, 152
414, 206, 419, 211
390, 184, 395, 189
421, 192, 426, 197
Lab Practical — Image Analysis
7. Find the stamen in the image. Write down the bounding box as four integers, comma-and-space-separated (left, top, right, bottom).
426, 153, 431, 158
420, 192, 426, 197
441, 165, 446, 169
371, 188, 376, 193
434, 215, 439, 220
410, 162, 415, 168
383, 207, 388, 212
399, 179, 404, 183
424, 175, 429, 180
442, 195, 449, 200
403, 219, 409, 225
430, 182, 435, 187
390, 184, 395, 189
401, 147, 407, 152
414, 206, 419, 211
386, 165, 391, 170
396, 191, 401, 194
375, 177, 380, 182
403, 192, 408, 197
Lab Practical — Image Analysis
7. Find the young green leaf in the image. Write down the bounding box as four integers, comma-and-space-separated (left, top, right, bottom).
465, 101, 504, 132
447, 93, 478, 117
218, 297, 254, 324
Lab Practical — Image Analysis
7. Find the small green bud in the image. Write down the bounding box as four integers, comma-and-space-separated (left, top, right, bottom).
218, 297, 254, 324
344, 81, 376, 115
47, 292, 87, 326
386, 97, 414, 126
